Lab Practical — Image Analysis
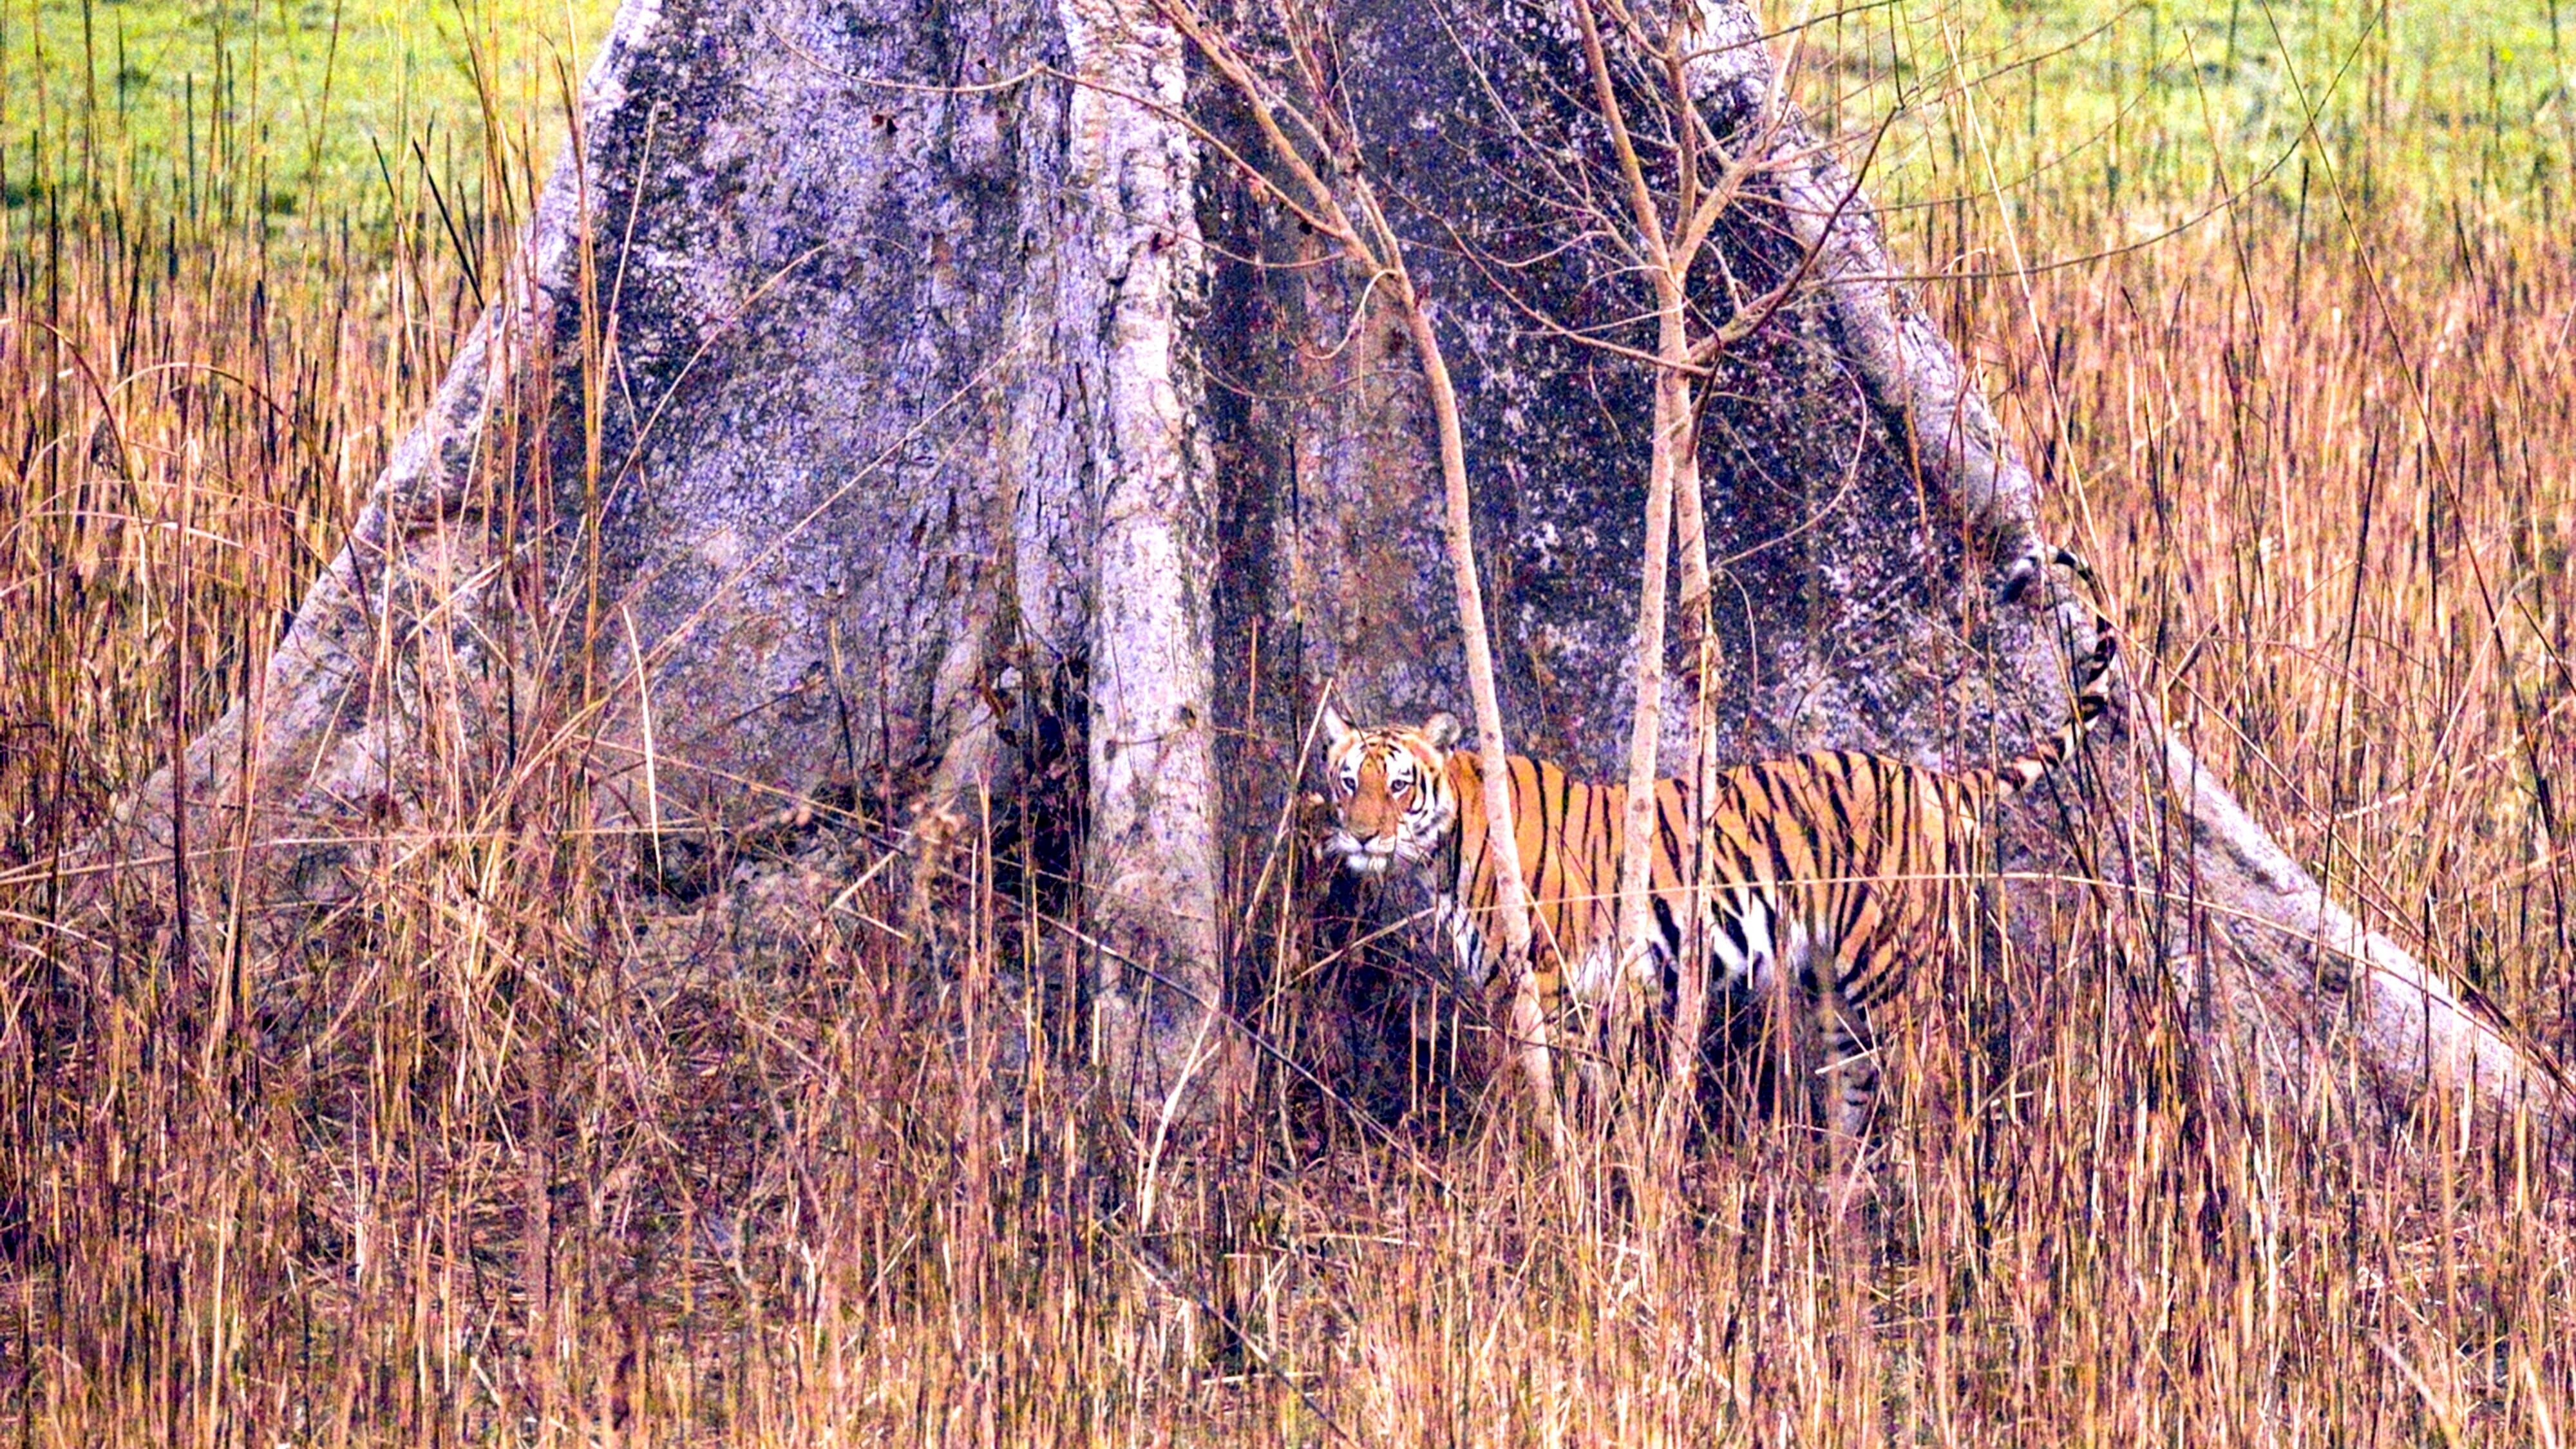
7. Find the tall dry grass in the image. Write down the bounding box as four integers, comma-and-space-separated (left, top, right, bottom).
4, 0, 2573, 1443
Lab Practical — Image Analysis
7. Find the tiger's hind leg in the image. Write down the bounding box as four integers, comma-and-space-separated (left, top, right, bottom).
1814, 994, 1882, 1142
1801, 988, 1901, 1229
1790, 935, 1884, 1146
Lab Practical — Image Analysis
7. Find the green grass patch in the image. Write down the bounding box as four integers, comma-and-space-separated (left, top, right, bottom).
1, 0, 615, 241
1798, 0, 2576, 239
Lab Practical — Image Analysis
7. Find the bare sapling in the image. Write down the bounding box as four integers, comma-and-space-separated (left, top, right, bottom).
1669, 3, 2576, 1146
1159, 0, 1569, 1153
1560, 0, 1802, 1148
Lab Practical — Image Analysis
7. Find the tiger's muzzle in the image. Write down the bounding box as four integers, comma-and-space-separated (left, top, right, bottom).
1323, 826, 1405, 876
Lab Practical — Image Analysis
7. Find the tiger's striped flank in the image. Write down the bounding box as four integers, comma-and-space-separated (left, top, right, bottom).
1318, 627, 2116, 1134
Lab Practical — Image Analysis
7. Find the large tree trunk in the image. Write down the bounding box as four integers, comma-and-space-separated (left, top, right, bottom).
96, 0, 1235, 1110
93, 0, 2567, 1139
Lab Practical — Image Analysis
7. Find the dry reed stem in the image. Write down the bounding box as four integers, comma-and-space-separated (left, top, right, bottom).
2, 1, 2571, 1443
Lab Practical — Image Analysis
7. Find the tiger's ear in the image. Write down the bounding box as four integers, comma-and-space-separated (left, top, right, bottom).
1421, 711, 1461, 750
1321, 702, 1354, 749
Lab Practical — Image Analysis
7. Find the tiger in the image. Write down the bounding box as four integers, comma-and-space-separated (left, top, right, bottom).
1317, 627, 2116, 1135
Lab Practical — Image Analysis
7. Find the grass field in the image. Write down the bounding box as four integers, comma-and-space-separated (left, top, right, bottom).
4, 0, 2573, 1441
1, 0, 615, 218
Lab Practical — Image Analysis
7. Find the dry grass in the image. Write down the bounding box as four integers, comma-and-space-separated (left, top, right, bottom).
4, 0, 2573, 1442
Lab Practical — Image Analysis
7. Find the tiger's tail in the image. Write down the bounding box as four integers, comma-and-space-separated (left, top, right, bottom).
1985, 583, 2119, 803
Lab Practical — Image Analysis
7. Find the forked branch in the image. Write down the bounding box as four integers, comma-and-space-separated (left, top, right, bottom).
1159, 0, 1570, 1153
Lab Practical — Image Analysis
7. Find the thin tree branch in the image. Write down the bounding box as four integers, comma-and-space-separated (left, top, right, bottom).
1162, 0, 1567, 1153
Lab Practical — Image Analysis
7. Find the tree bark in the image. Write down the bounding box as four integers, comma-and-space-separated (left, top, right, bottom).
89, 0, 2567, 1141
1200, 0, 2568, 1138
92, 0, 1238, 1111
1672, 3, 2568, 1135
1057, 0, 1232, 1110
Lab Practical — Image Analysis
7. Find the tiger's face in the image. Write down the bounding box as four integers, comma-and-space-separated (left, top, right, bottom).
1319, 705, 1463, 877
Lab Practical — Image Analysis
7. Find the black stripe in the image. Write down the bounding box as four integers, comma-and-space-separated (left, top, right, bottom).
1651, 893, 1682, 960
1654, 786, 1687, 889
1753, 785, 1797, 887
1817, 759, 1859, 843
1534, 759, 1572, 951
1566, 781, 1595, 922
1719, 897, 1754, 962
1587, 781, 1611, 888
1440, 759, 1468, 900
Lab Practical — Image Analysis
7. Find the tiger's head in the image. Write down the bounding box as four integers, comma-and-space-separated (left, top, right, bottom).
1318, 705, 1463, 878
